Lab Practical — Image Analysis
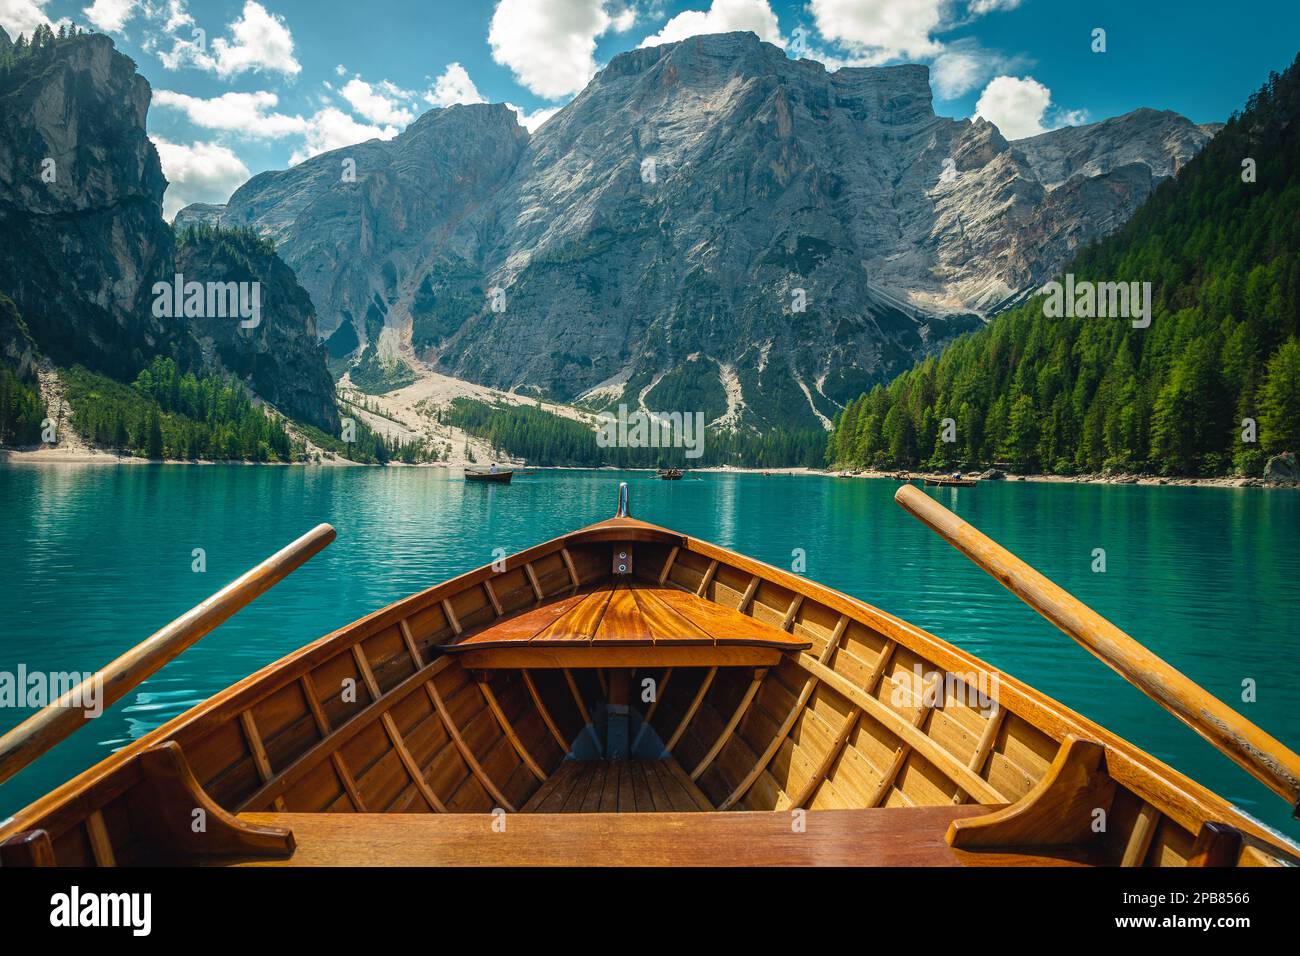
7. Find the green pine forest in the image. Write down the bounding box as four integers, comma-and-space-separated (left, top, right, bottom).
61, 359, 295, 461
61, 357, 421, 464
439, 398, 826, 468
828, 54, 1300, 477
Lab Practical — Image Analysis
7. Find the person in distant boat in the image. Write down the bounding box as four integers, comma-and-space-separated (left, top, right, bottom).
952, 470, 962, 480
490, 463, 498, 475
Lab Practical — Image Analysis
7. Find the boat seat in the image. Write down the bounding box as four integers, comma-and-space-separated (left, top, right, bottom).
233, 806, 1106, 867
442, 578, 811, 669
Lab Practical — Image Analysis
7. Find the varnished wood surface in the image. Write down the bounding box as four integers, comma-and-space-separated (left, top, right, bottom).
234, 807, 1103, 867
445, 578, 809, 669
519, 759, 712, 814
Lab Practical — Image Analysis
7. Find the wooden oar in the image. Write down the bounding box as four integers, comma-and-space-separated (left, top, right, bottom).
894, 484, 1300, 815
0, 523, 336, 787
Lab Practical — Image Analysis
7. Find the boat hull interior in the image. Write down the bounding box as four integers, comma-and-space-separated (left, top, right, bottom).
2, 519, 1296, 868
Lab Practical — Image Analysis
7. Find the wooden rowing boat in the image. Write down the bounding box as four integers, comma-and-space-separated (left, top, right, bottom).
1, 485, 1297, 868
924, 477, 977, 487
465, 469, 512, 484
657, 468, 683, 480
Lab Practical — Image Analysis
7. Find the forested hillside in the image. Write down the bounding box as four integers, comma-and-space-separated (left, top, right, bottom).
439, 399, 826, 468
0, 294, 43, 446
62, 359, 296, 462
828, 54, 1300, 477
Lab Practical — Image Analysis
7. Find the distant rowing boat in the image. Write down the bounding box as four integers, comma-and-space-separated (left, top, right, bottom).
924, 477, 977, 487
657, 468, 683, 480
465, 469, 512, 484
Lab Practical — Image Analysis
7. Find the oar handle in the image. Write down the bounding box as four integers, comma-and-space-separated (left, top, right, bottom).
894, 484, 1300, 815
0, 523, 336, 787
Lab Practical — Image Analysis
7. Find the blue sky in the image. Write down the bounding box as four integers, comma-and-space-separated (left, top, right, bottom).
4, 0, 1298, 216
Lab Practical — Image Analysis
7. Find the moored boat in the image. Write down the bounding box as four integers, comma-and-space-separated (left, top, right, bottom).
1, 484, 1297, 868
924, 476, 977, 487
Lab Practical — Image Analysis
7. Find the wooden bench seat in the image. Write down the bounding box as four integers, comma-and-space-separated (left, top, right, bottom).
233, 806, 1104, 867
443, 578, 812, 669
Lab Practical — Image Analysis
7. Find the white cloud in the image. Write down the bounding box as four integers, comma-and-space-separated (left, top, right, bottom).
83, 0, 138, 32
210, 1, 299, 77
427, 63, 486, 108
157, 0, 192, 32
488, 0, 613, 99
288, 108, 398, 166
640, 0, 783, 48
928, 39, 1021, 99
808, 0, 944, 62
0, 0, 68, 37
804, 0, 1028, 87
152, 136, 251, 220
930, 50, 983, 99
609, 5, 637, 31
340, 77, 415, 126
973, 75, 1056, 139
158, 1, 300, 78
968, 0, 1021, 14
152, 88, 310, 138
507, 102, 561, 132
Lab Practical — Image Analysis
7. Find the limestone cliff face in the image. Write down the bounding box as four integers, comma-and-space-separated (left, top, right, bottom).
178, 32, 1216, 430
175, 229, 339, 431
0, 33, 338, 431
0, 33, 187, 377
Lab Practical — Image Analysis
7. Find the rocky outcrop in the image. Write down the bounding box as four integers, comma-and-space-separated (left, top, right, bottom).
0, 33, 338, 431
179, 105, 530, 371
1014, 109, 1215, 190
175, 228, 339, 431
179, 31, 1216, 430
0, 292, 37, 377
1264, 452, 1299, 484
0, 33, 191, 378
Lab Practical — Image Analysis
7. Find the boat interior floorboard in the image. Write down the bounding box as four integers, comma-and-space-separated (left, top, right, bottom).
232, 807, 1105, 867
520, 759, 713, 813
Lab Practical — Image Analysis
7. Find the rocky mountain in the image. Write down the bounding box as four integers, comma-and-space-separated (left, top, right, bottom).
0, 31, 338, 432
0, 30, 191, 378
179, 31, 1216, 432
175, 226, 340, 431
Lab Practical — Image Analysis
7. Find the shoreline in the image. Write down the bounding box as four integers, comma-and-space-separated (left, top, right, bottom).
2, 449, 1296, 488
815, 468, 1298, 489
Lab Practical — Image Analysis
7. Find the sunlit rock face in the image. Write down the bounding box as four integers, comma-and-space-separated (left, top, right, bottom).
0, 33, 339, 430
180, 32, 1213, 429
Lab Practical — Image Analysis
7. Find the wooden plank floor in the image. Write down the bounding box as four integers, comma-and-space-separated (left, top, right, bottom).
233, 807, 1103, 867
520, 759, 714, 813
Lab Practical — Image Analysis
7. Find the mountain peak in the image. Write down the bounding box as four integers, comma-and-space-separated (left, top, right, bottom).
172, 32, 1216, 431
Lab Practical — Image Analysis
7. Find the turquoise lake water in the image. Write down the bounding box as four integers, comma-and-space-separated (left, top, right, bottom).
1, 466, 1297, 839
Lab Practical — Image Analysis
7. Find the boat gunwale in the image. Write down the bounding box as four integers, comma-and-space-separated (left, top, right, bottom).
2, 515, 1297, 863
